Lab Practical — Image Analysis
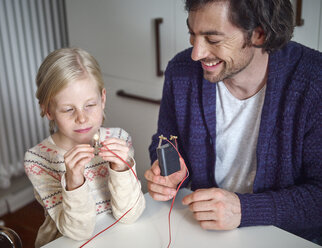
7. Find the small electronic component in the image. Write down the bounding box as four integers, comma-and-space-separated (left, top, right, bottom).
92, 131, 102, 154
93, 133, 100, 148
156, 135, 181, 176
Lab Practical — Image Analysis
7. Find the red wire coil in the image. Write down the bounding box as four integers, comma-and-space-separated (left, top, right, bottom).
80, 137, 189, 248
163, 138, 189, 248
80, 145, 139, 248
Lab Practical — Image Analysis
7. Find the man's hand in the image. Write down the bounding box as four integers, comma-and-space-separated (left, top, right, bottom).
144, 159, 186, 201
182, 188, 241, 230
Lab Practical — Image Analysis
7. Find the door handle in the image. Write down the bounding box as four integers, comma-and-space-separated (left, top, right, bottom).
116, 90, 161, 105
154, 18, 164, 77
295, 0, 304, 26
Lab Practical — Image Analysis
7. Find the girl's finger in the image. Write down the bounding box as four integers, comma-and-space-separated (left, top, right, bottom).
74, 156, 93, 170
99, 148, 127, 157
101, 138, 127, 147
100, 144, 129, 154
65, 151, 94, 169
100, 154, 128, 165
65, 145, 94, 160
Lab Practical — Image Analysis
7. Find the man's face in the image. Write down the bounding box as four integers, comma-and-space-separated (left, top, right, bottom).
187, 1, 256, 83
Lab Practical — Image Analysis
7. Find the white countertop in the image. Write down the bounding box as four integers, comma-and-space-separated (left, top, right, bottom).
43, 188, 320, 248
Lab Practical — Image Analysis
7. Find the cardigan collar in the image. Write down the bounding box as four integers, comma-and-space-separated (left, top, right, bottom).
200, 44, 286, 190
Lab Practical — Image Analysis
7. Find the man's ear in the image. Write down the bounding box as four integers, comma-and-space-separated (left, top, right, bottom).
251, 26, 266, 46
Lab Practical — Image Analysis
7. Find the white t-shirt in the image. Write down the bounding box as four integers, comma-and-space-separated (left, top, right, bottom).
215, 81, 266, 193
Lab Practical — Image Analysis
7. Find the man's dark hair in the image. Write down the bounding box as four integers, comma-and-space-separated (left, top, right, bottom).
185, 0, 294, 53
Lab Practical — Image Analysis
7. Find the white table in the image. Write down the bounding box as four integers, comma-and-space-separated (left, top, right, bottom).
43, 188, 320, 248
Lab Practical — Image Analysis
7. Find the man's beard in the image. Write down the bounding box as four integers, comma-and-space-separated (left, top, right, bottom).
203, 49, 254, 83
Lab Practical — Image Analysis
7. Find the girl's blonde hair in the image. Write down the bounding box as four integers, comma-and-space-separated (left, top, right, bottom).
36, 47, 105, 134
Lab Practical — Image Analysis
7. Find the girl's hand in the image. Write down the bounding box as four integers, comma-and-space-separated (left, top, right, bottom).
99, 138, 131, 172
64, 144, 94, 191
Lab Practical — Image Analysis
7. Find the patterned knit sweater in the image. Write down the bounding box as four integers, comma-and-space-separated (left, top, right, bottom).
149, 41, 322, 242
25, 127, 145, 247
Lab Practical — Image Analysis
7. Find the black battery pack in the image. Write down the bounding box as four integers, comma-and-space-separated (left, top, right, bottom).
156, 143, 181, 176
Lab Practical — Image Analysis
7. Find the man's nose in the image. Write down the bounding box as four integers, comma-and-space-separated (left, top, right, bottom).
191, 38, 209, 61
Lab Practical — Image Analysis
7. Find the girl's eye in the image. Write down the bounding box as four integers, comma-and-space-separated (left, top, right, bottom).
86, 103, 97, 108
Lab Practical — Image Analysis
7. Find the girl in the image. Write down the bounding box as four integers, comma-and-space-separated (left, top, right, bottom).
24, 48, 145, 247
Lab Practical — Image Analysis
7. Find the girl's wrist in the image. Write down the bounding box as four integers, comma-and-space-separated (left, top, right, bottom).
110, 163, 129, 172
110, 157, 133, 172
66, 175, 85, 191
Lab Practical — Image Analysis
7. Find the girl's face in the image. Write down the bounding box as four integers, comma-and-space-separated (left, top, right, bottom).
46, 76, 106, 151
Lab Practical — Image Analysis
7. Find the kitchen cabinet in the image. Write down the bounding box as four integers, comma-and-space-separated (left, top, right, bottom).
320, 4, 322, 50
66, 0, 321, 192
66, 0, 321, 98
291, 0, 322, 51
66, 0, 190, 99
66, 0, 190, 192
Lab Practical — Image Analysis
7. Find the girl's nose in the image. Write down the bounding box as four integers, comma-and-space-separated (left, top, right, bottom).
75, 109, 87, 123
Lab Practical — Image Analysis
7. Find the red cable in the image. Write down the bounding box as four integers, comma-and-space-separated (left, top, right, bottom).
79, 207, 134, 248
80, 146, 140, 248
164, 138, 189, 248
80, 137, 189, 248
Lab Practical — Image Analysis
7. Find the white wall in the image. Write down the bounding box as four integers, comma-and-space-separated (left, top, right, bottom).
103, 75, 160, 193
319, 2, 322, 50
291, 0, 322, 51
66, 0, 321, 194
65, 0, 189, 193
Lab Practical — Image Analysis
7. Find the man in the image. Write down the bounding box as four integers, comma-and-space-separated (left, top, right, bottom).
145, 0, 322, 244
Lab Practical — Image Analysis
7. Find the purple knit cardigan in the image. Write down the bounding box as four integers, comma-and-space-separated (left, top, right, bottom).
149, 41, 322, 242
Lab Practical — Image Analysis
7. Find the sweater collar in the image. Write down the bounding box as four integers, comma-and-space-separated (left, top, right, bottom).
254, 45, 286, 191
202, 77, 217, 140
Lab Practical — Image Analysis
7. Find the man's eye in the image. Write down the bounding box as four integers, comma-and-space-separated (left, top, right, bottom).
207, 39, 219, 44
64, 108, 73, 112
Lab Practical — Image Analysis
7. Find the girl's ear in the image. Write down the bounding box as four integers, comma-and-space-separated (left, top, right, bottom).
41, 105, 54, 121
101, 88, 106, 109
